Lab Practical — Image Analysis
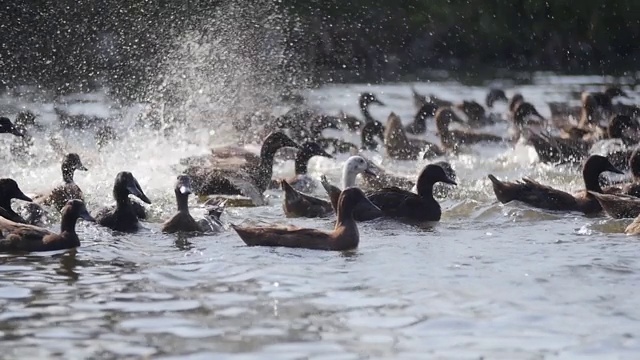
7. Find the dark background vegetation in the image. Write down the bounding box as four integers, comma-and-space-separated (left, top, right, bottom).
2, 0, 640, 98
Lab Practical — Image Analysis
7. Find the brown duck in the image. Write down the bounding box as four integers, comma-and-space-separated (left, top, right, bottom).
435, 108, 504, 151
385, 112, 445, 160
589, 192, 640, 219
184, 132, 300, 205
0, 199, 95, 252
162, 175, 224, 233
487, 155, 623, 214
231, 187, 373, 251
33, 153, 88, 210
367, 163, 457, 223
405, 102, 439, 135
339, 92, 384, 131
0, 178, 33, 223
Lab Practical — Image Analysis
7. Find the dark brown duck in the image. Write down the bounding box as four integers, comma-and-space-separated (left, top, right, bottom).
232, 187, 372, 251
162, 175, 224, 233
0, 200, 95, 253
94, 171, 152, 232
184, 132, 300, 205
367, 163, 457, 223
487, 155, 623, 214
435, 108, 504, 151
385, 112, 445, 160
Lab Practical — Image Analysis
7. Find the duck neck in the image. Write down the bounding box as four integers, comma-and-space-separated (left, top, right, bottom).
361, 124, 380, 150
0, 197, 13, 214
417, 181, 436, 201
115, 191, 131, 208
341, 170, 358, 189
583, 170, 603, 193
294, 150, 311, 175
175, 191, 190, 213
62, 165, 74, 184
60, 212, 79, 235
361, 104, 374, 123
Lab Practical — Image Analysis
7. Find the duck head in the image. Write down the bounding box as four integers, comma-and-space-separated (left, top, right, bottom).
62, 153, 88, 183
434, 108, 464, 133
608, 114, 640, 145
175, 175, 193, 196
0, 178, 32, 204
113, 171, 152, 204
486, 89, 508, 108
260, 131, 300, 158
605, 87, 629, 99
342, 155, 376, 188
359, 92, 384, 109
0, 117, 24, 137
62, 199, 96, 223
431, 161, 457, 183
513, 102, 545, 127
416, 163, 457, 197
583, 155, 624, 192
509, 94, 524, 114
416, 102, 439, 121
295, 142, 333, 175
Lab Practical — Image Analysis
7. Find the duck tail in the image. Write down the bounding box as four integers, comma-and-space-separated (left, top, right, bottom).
487, 174, 513, 204
280, 180, 299, 199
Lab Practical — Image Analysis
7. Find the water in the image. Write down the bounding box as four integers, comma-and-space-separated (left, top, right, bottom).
1, 75, 640, 359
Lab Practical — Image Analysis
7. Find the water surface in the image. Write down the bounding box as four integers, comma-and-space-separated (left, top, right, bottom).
1, 75, 640, 359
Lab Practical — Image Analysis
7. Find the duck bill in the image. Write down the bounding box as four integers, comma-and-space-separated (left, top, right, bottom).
607, 165, 624, 175
364, 168, 377, 177
443, 176, 457, 185
317, 149, 334, 159
79, 208, 96, 222
11, 127, 25, 137
15, 191, 32, 202
78, 164, 88, 171
372, 99, 385, 106
127, 179, 152, 204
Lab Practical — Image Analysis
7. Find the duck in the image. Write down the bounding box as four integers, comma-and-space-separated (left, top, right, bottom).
527, 113, 638, 165
486, 89, 508, 109
405, 103, 439, 135
435, 108, 504, 151
0, 200, 95, 252
184, 132, 300, 205
281, 180, 333, 218
0, 117, 25, 137
385, 112, 445, 160
268, 141, 333, 192
32, 153, 88, 211
231, 187, 372, 251
589, 86, 630, 115
338, 92, 384, 131
0, 178, 33, 223
411, 87, 453, 109
508, 94, 525, 118
94, 172, 152, 232
454, 101, 495, 127
162, 175, 224, 234
589, 192, 640, 219
320, 156, 383, 221
487, 155, 623, 214
366, 163, 457, 223
604, 146, 640, 197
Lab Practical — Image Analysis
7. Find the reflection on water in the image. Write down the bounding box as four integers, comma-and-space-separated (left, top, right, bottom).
1, 76, 640, 358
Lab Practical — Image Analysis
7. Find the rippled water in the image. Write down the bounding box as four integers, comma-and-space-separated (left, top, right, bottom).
2, 75, 640, 359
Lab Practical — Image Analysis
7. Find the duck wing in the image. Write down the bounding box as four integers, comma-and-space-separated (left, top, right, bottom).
514, 178, 579, 211
0, 218, 53, 251
232, 224, 342, 250
367, 187, 435, 220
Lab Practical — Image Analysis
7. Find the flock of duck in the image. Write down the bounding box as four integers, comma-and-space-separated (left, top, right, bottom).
2, 83, 640, 253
